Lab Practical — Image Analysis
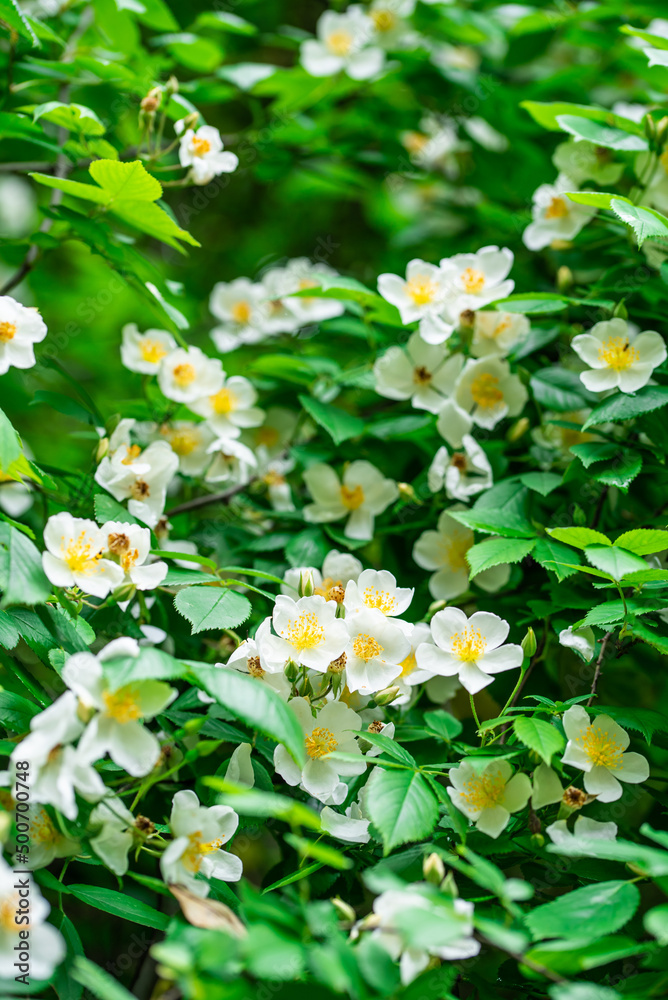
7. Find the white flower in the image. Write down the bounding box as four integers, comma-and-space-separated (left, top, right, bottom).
258, 453, 295, 511
224, 743, 255, 787
546, 815, 618, 846
320, 800, 370, 844
301, 8, 385, 80
523, 174, 596, 251
427, 435, 493, 501
470, 311, 530, 358
558, 625, 596, 662
154, 420, 217, 476
454, 356, 528, 430
161, 789, 242, 896
42, 513, 125, 598
344, 608, 410, 694
344, 568, 413, 619
261, 594, 348, 673
368, 0, 416, 47
413, 506, 509, 600
401, 118, 464, 176
374, 332, 464, 413
434, 397, 474, 449
63, 638, 176, 777
283, 549, 363, 601
178, 125, 238, 185
209, 278, 268, 351
101, 520, 168, 591
561, 705, 649, 803
417, 608, 523, 695
273, 697, 366, 804
224, 622, 291, 700
0, 295, 47, 375
370, 886, 480, 985
158, 346, 223, 404
388, 621, 456, 704
439, 245, 515, 319
572, 318, 666, 394
304, 460, 398, 541
531, 762, 565, 810
377, 258, 449, 325
204, 436, 257, 488
95, 419, 179, 528
448, 758, 532, 838
190, 376, 264, 438
0, 475, 32, 518
11, 692, 105, 821
13, 805, 79, 870
89, 797, 137, 875
0, 857, 65, 980
120, 323, 176, 374
275, 257, 345, 325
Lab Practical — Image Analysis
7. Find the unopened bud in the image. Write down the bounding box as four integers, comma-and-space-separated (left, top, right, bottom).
285, 659, 299, 682
165, 75, 179, 97
374, 685, 400, 706
428, 599, 447, 617
556, 265, 573, 293
182, 111, 200, 131
530, 832, 545, 848
140, 88, 162, 114
331, 897, 356, 923
657, 116, 668, 150
299, 570, 315, 597
328, 652, 347, 674
96, 436, 109, 462
398, 482, 418, 503
644, 112, 657, 143
613, 300, 628, 319
423, 852, 445, 885
459, 309, 476, 330
506, 417, 530, 443
521, 627, 537, 659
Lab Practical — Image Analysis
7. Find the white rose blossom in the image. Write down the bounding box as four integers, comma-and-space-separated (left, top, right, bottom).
301, 8, 385, 80
160, 790, 242, 896
0, 295, 47, 375
303, 460, 398, 540
95, 419, 179, 527
454, 356, 528, 431
546, 815, 618, 847
320, 800, 370, 844
343, 568, 413, 619
101, 520, 168, 591
0, 858, 65, 981
439, 245, 515, 319
413, 506, 510, 600
120, 323, 176, 374
373, 331, 465, 413
417, 608, 523, 694
282, 549, 363, 600
178, 124, 238, 185
261, 594, 349, 673
470, 310, 530, 358
571, 318, 666, 394
88, 797, 137, 876
523, 174, 596, 251
377, 258, 449, 326
427, 435, 493, 501
158, 346, 223, 404
189, 376, 264, 438
344, 607, 411, 694
42, 512, 125, 598
561, 705, 649, 802
153, 420, 217, 477
448, 758, 532, 838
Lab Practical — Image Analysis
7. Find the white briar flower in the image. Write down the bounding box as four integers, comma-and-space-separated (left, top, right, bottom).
158, 346, 223, 404
249, 406, 299, 454
257, 267, 303, 336
301, 8, 385, 81
320, 800, 370, 844
374, 332, 464, 413
428, 436, 493, 501
558, 625, 596, 662
561, 705, 649, 803
224, 627, 291, 701
454, 356, 528, 430
344, 568, 413, 619
371, 886, 480, 985
42, 512, 125, 598
344, 608, 410, 694
392, 622, 460, 704
435, 397, 474, 449
120, 323, 176, 374
531, 762, 565, 810
0, 295, 47, 375
204, 436, 257, 486
417, 608, 523, 695
304, 460, 398, 541
377, 258, 449, 325
13, 806, 79, 870
571, 318, 666, 394
439, 246, 515, 319
546, 815, 618, 846
258, 453, 295, 512
224, 743, 255, 787
523, 174, 597, 251
273, 697, 366, 804
63, 638, 177, 777
161, 790, 242, 896
11, 692, 105, 821
368, 0, 416, 47
178, 124, 238, 185
0, 475, 32, 518
154, 420, 217, 476
89, 797, 136, 876
448, 758, 532, 838
401, 117, 465, 177
261, 594, 348, 673
209, 277, 268, 350
101, 520, 168, 591
413, 506, 509, 601
189, 376, 264, 438
0, 858, 65, 981
277, 257, 345, 325
95, 419, 179, 528
470, 311, 530, 358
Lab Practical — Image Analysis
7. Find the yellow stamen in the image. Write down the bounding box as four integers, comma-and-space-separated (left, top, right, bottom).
182, 830, 224, 872
210, 388, 238, 415
461, 267, 485, 294
231, 301, 251, 324
399, 651, 416, 677
460, 771, 506, 810
371, 8, 396, 31
341, 484, 364, 510
247, 656, 264, 678
452, 626, 486, 662
405, 275, 437, 306
578, 728, 624, 769
139, 339, 168, 364
352, 633, 383, 661
102, 686, 142, 724
191, 137, 211, 157
305, 726, 338, 758
172, 363, 197, 387
545, 196, 569, 219
122, 444, 142, 465
285, 612, 325, 651
62, 531, 103, 575
470, 372, 504, 409
326, 30, 353, 56
0, 321, 16, 343
363, 587, 397, 615
598, 337, 639, 371
169, 430, 199, 456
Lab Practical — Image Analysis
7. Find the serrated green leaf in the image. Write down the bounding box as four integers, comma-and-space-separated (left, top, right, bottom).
556, 115, 647, 151
614, 528, 668, 556
513, 715, 565, 764
519, 472, 562, 496
526, 880, 640, 942
365, 767, 438, 855
546, 527, 611, 549
532, 537, 581, 581
297, 394, 364, 445
583, 385, 668, 429
174, 586, 251, 633
611, 199, 668, 247
569, 442, 620, 468
0, 522, 51, 608
584, 544, 647, 580
466, 536, 536, 576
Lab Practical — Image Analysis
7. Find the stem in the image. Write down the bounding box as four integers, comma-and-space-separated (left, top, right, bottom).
469, 693, 481, 733
587, 631, 613, 707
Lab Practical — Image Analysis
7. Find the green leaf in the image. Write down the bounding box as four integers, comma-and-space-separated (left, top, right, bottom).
590, 705, 668, 745
530, 368, 593, 411
94, 493, 138, 525
449, 508, 535, 540
174, 586, 251, 634
196, 665, 306, 765
584, 544, 648, 580
31, 101, 106, 135
520, 101, 644, 135
526, 880, 640, 942
297, 394, 364, 445
566, 191, 621, 209
423, 709, 463, 742
532, 537, 581, 581
591, 452, 642, 491
70, 956, 137, 1000
569, 442, 621, 468
621, 23, 668, 49
519, 472, 562, 496
0, 0, 39, 45
610, 198, 668, 247
0, 522, 51, 609
0, 407, 22, 474
365, 767, 438, 855
88, 159, 162, 201
0, 690, 40, 732
556, 115, 647, 151
284, 832, 352, 870
513, 716, 565, 764
466, 537, 536, 576
546, 527, 611, 550
66, 885, 169, 930
614, 528, 668, 556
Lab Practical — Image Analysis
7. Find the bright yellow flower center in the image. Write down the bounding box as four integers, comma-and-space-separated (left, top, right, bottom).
0, 893, 22, 933
231, 301, 251, 324
314, 577, 345, 602
470, 372, 504, 408
326, 30, 354, 56
372, 8, 396, 31
578, 728, 625, 769
182, 830, 224, 872
169, 430, 199, 456
598, 337, 639, 371
352, 633, 383, 661
305, 726, 338, 758
63, 531, 103, 575
210, 388, 238, 415
191, 137, 211, 157
172, 363, 197, 387
452, 626, 486, 662
341, 484, 365, 510
0, 321, 16, 343
403, 131, 429, 154
406, 275, 437, 306
399, 651, 416, 677
440, 535, 470, 572
362, 586, 397, 615
460, 771, 506, 810
285, 612, 325, 651
139, 338, 168, 364
461, 267, 486, 294
102, 685, 142, 724
122, 444, 142, 465
545, 196, 569, 219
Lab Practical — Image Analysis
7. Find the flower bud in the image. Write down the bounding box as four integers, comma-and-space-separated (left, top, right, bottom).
331, 897, 356, 924
556, 265, 573, 293
521, 627, 537, 659
423, 852, 445, 885
428, 599, 447, 617
96, 436, 109, 462
657, 116, 668, 150
327, 584, 346, 604
613, 300, 628, 320
140, 88, 162, 114
165, 75, 179, 97
398, 482, 418, 503
506, 417, 530, 442
374, 685, 400, 706
530, 832, 545, 848
299, 570, 315, 598
285, 659, 299, 682
459, 309, 476, 330
644, 112, 657, 144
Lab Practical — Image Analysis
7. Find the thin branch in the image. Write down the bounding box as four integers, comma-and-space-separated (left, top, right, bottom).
587, 631, 613, 707
166, 479, 253, 517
